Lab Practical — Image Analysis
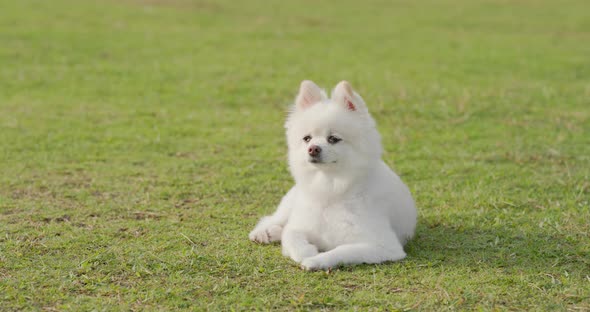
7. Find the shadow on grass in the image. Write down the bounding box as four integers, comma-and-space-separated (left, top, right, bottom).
402, 222, 588, 275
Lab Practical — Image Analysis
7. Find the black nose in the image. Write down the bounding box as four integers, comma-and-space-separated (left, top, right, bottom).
308, 145, 321, 157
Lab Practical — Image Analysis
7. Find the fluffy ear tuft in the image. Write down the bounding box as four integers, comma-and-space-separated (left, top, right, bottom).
332, 80, 365, 112
335, 80, 354, 97
295, 80, 326, 111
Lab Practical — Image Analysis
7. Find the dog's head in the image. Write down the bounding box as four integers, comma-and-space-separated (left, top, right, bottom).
285, 80, 382, 183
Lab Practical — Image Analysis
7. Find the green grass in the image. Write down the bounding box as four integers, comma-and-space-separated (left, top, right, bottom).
1, 0, 589, 310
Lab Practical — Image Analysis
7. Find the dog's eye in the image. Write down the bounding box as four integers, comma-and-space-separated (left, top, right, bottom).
303, 135, 312, 143
327, 135, 341, 144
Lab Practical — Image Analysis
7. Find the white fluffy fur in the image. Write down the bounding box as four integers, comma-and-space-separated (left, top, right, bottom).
249, 80, 417, 271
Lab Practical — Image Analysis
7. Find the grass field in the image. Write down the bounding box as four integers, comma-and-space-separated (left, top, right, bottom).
1, 0, 589, 310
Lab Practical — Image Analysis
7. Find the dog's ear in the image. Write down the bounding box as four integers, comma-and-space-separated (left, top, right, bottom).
332, 81, 367, 113
295, 80, 325, 111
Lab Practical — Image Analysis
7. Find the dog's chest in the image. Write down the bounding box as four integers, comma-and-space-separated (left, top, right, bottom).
291, 197, 365, 250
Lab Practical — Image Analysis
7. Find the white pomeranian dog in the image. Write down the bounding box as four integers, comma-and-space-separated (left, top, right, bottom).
249, 80, 417, 271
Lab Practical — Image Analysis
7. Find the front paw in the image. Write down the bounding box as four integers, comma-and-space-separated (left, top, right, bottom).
249, 225, 283, 244
288, 245, 319, 263
300, 256, 330, 271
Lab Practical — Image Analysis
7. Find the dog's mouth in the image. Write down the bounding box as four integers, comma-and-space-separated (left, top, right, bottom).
308, 158, 336, 164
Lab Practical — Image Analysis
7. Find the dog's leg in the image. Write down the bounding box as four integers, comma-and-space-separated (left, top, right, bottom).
300, 241, 406, 271
281, 229, 319, 263
248, 187, 295, 244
